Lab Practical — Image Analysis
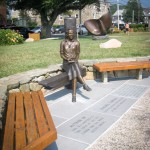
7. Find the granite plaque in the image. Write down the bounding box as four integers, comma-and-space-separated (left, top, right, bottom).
127, 77, 150, 87
89, 95, 137, 116
58, 110, 118, 144
112, 84, 148, 99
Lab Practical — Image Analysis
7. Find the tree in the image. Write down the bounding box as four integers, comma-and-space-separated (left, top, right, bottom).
110, 4, 125, 15
8, 0, 98, 38
123, 0, 144, 23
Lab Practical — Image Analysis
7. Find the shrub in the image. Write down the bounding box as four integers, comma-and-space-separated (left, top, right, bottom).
133, 28, 138, 32
0, 29, 24, 45
113, 27, 120, 33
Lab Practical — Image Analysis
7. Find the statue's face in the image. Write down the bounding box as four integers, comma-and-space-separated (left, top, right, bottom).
68, 30, 74, 40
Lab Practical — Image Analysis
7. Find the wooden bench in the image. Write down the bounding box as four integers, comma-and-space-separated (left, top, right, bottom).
93, 61, 150, 82
2, 90, 57, 150
39, 68, 86, 90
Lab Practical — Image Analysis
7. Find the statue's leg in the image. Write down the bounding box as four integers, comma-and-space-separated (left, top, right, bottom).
72, 78, 77, 102
78, 76, 92, 91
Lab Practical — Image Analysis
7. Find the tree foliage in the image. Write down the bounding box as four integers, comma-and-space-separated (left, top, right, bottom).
123, 0, 144, 23
8, 0, 98, 38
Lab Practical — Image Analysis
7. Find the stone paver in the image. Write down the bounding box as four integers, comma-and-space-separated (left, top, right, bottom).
44, 77, 150, 150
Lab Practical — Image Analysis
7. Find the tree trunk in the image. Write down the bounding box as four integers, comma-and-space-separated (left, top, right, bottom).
40, 11, 58, 38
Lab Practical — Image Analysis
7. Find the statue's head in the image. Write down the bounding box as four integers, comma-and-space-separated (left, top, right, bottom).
66, 29, 74, 40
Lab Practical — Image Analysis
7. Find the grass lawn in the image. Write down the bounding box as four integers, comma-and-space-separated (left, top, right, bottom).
0, 32, 150, 78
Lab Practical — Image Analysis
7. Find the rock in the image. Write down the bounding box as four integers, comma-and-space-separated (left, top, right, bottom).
19, 76, 32, 84
7, 80, 20, 90
30, 83, 42, 91
32, 76, 45, 82
9, 89, 20, 93
100, 39, 122, 48
25, 38, 34, 42
20, 84, 30, 92
87, 67, 94, 72
0, 85, 7, 100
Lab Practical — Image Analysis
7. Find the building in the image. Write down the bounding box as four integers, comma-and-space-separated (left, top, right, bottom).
0, 0, 7, 26
112, 9, 125, 24
143, 7, 150, 29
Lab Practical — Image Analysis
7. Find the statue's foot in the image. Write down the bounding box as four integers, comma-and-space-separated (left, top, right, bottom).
83, 84, 92, 91
72, 95, 76, 102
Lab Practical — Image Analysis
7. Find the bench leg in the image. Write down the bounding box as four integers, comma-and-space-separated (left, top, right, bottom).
136, 69, 143, 80
102, 72, 108, 83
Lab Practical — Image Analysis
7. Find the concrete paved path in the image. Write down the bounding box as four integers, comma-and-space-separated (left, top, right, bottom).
44, 76, 150, 150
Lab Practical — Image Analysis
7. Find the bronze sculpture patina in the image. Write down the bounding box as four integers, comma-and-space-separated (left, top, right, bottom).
84, 12, 112, 36
60, 29, 91, 102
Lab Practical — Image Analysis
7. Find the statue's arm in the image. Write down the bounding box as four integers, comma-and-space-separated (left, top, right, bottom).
60, 41, 68, 60
75, 41, 80, 61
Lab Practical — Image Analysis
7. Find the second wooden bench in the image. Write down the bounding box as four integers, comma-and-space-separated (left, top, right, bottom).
93, 61, 150, 82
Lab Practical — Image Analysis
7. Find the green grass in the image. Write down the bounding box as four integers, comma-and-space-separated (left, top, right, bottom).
0, 32, 150, 78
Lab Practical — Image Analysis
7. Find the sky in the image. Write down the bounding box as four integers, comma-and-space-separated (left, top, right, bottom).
107, 0, 150, 8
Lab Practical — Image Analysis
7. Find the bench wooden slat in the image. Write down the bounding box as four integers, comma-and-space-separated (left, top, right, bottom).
38, 91, 56, 131
2, 93, 16, 150
3, 91, 57, 150
15, 92, 26, 150
31, 91, 49, 136
93, 61, 150, 82
24, 92, 38, 144
93, 61, 150, 72
23, 132, 57, 150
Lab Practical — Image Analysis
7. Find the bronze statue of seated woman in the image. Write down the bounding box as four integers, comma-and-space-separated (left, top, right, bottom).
60, 29, 91, 102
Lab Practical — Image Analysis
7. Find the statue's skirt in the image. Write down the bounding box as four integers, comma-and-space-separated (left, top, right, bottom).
63, 60, 82, 81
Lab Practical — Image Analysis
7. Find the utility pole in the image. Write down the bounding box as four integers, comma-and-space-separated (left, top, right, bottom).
137, 0, 140, 23
117, 0, 119, 30
132, 10, 134, 23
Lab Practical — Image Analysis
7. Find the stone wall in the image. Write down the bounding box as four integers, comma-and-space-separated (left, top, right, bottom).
0, 57, 150, 139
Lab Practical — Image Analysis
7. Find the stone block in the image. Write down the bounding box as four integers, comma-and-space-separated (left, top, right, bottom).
7, 80, 20, 90
19, 76, 31, 84
0, 85, 7, 101
32, 76, 45, 82
30, 83, 43, 91
117, 58, 136, 62
9, 89, 20, 93
99, 58, 116, 63
87, 67, 93, 72
20, 84, 30, 92
136, 57, 150, 61
84, 72, 95, 80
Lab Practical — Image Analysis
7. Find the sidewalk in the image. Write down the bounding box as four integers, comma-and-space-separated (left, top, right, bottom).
44, 76, 150, 150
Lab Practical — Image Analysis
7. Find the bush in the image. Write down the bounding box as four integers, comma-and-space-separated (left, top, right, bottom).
113, 27, 120, 33
133, 28, 138, 32
0, 29, 24, 45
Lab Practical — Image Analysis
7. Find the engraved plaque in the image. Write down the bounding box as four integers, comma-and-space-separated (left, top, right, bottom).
112, 84, 148, 99
89, 95, 137, 116
58, 110, 118, 144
